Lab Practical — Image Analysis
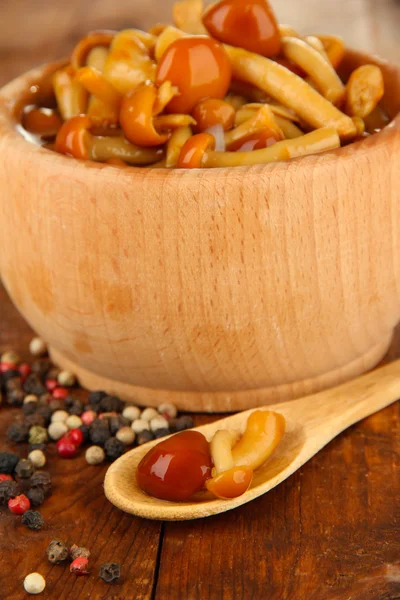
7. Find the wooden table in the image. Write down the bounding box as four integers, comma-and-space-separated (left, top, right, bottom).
1, 1, 400, 598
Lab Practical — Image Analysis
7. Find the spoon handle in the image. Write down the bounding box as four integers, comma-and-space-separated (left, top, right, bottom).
283, 358, 400, 433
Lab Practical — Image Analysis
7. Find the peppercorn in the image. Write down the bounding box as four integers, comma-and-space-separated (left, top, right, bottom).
7, 389, 26, 407
89, 422, 110, 446
150, 416, 169, 433
131, 419, 150, 434
99, 563, 121, 583
154, 427, 170, 439
66, 415, 83, 429
47, 366, 60, 381
28, 443, 46, 453
99, 395, 125, 413
30, 471, 52, 496
24, 572, 46, 594
141, 407, 159, 422
57, 437, 77, 458
52, 386, 68, 400
86, 403, 102, 414
0, 480, 18, 505
23, 374, 47, 396
48, 399, 64, 412
109, 415, 129, 436
70, 544, 90, 560
81, 410, 96, 426
158, 402, 177, 419
46, 540, 69, 564
24, 394, 38, 404
85, 445, 105, 465
57, 370, 76, 387
22, 510, 45, 530
5, 375, 22, 392
104, 437, 125, 461
46, 379, 58, 392
16, 475, 33, 494
29, 425, 48, 445
70, 557, 90, 575
136, 430, 155, 445
51, 410, 69, 423
7, 422, 29, 443
0, 474, 13, 482
31, 359, 51, 378
35, 405, 52, 425
122, 405, 141, 422
8, 493, 31, 514
24, 414, 46, 429
28, 450, 46, 468
27, 487, 45, 507
65, 428, 83, 447
38, 393, 52, 406
0, 452, 19, 474
15, 459, 34, 479
174, 415, 194, 431
88, 390, 107, 406
65, 395, 83, 411
116, 426, 135, 445
1, 350, 20, 364
22, 402, 37, 416
79, 424, 90, 444
48, 421, 68, 441
29, 337, 48, 357
18, 363, 31, 379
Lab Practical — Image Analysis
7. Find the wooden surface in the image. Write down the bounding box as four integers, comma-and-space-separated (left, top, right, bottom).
0, 1, 400, 598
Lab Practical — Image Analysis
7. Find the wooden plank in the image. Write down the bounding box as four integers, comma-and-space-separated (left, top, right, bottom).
0, 283, 162, 600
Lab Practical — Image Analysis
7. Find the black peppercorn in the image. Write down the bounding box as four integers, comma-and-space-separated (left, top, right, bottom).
35, 405, 52, 425
109, 415, 129, 436
5, 376, 22, 392
27, 487, 46, 507
1, 369, 21, 384
7, 389, 26, 407
100, 395, 125, 413
79, 424, 90, 444
86, 403, 102, 414
48, 399, 64, 412
38, 393, 52, 406
24, 414, 46, 429
46, 367, 60, 381
67, 400, 84, 416
22, 510, 45, 531
70, 544, 90, 560
16, 476, 33, 494
30, 471, 52, 496
0, 452, 20, 474
99, 563, 121, 583
7, 422, 29, 443
0, 480, 18, 505
153, 427, 170, 439
88, 390, 107, 406
137, 430, 155, 445
104, 437, 125, 461
31, 359, 51, 378
23, 374, 47, 396
89, 422, 110, 446
15, 459, 34, 479
174, 415, 194, 432
22, 402, 37, 416
46, 540, 69, 564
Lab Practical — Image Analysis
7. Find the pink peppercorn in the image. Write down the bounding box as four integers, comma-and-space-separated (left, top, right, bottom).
65, 429, 83, 447
8, 494, 31, 515
18, 363, 31, 379
46, 379, 58, 392
70, 557, 89, 575
0, 474, 13, 482
52, 387, 69, 399
56, 437, 77, 458
0, 362, 16, 373
81, 410, 96, 426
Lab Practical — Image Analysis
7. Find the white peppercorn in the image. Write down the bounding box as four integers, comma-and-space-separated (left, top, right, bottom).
122, 405, 141, 422
24, 394, 38, 404
48, 422, 68, 441
85, 446, 105, 465
51, 410, 69, 423
23, 573, 46, 594
57, 370, 76, 387
141, 407, 159, 422
131, 419, 150, 434
28, 450, 46, 468
158, 402, 177, 419
150, 416, 169, 433
1, 350, 20, 364
29, 337, 47, 357
116, 426, 135, 445
65, 415, 82, 430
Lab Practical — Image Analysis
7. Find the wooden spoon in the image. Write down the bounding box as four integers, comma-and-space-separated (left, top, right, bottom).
104, 359, 400, 520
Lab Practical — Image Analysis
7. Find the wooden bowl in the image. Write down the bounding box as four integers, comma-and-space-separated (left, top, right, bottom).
0, 50, 399, 412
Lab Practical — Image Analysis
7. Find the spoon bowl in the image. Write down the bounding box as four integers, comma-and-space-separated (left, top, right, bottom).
105, 359, 400, 520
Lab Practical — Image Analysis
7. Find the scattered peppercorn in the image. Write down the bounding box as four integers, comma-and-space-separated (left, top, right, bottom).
70, 544, 90, 560
150, 416, 169, 433
88, 390, 107, 406
48, 399, 64, 412
137, 430, 155, 445
48, 421, 68, 440
1, 350, 20, 364
99, 563, 121, 583
0, 480, 18, 505
81, 410, 96, 426
16, 475, 33, 494
56, 437, 77, 458
0, 452, 19, 474
45, 379, 58, 392
28, 450, 46, 468
24, 394, 38, 404
65, 396, 84, 415
35, 405, 52, 425
46, 540, 69, 564
15, 459, 34, 479
100, 395, 125, 414
116, 426, 135, 445
154, 427, 171, 439
122, 405, 141, 422
24, 414, 46, 429
51, 410, 69, 423
22, 510, 45, 531
7, 422, 29, 443
31, 359, 51, 378
27, 487, 46, 507
18, 363, 31, 379
79, 424, 90, 444
70, 557, 90, 575
104, 437, 125, 461
85, 445, 105, 465
29, 337, 48, 357
23, 373, 47, 396
57, 370, 76, 387
0, 474, 13, 482
28, 443, 46, 453
158, 402, 177, 419
109, 415, 129, 436
52, 386, 68, 400
29, 425, 48, 445
22, 402, 37, 416
174, 415, 194, 431
65, 428, 83, 447
65, 415, 82, 429
24, 572, 46, 594
30, 471, 52, 496
8, 494, 31, 514
141, 407, 159, 422
89, 422, 110, 446
7, 389, 26, 407
131, 419, 150, 434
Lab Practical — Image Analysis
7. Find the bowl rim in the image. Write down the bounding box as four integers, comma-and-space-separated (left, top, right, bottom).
0, 49, 399, 182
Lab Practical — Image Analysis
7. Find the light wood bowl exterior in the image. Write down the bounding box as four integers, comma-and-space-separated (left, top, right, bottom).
0, 50, 399, 412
